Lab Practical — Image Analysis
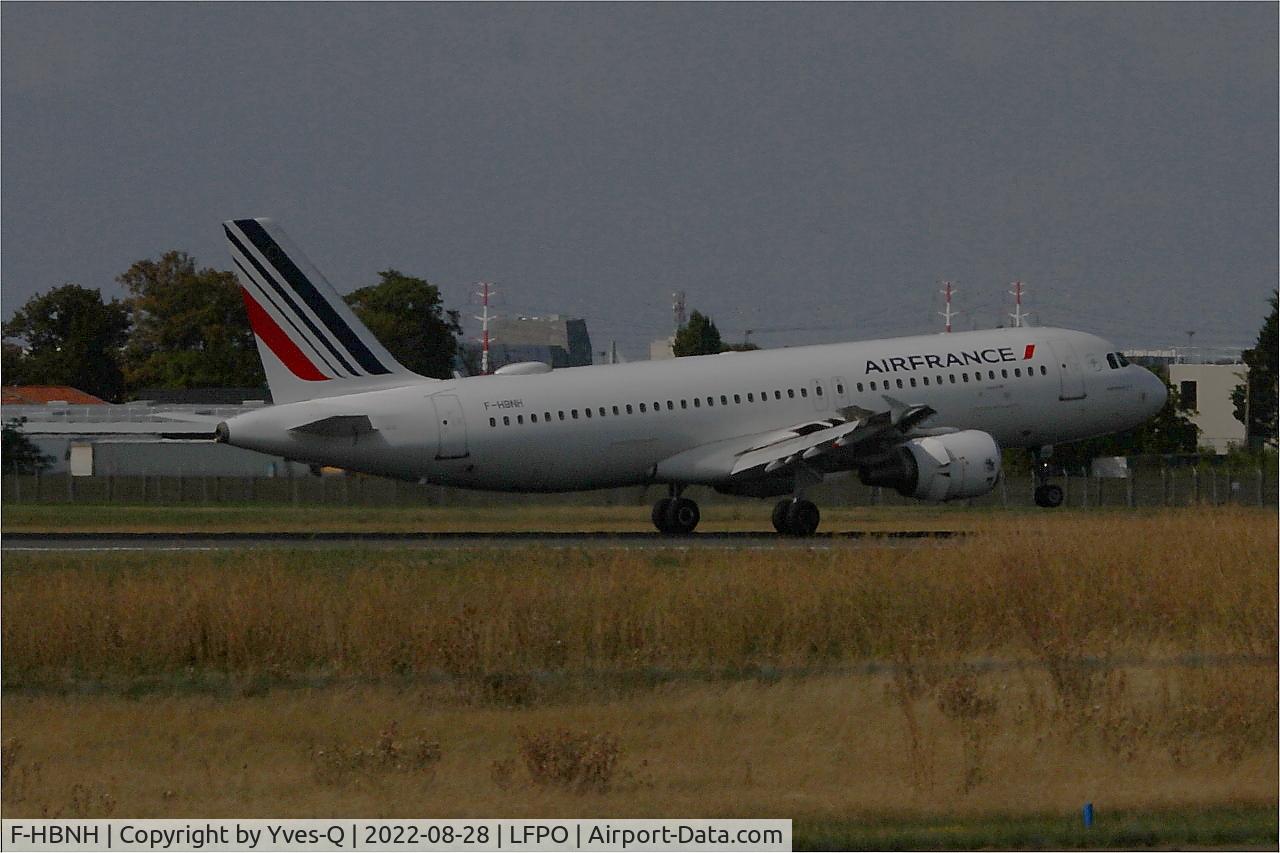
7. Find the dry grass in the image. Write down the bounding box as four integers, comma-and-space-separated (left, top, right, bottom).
1, 508, 1274, 823
3, 510, 1274, 688
1, 672, 1273, 819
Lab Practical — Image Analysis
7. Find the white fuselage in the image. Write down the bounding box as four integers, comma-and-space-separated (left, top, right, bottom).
222, 326, 1166, 492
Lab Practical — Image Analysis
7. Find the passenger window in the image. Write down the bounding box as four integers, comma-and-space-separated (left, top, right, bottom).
800, 388, 808, 398
625, 404, 633, 414
503, 416, 510, 426
893, 378, 902, 389
639, 403, 646, 413
1014, 368, 1021, 378
922, 377, 929, 386
988, 370, 996, 380
962, 373, 968, 382
788, 389, 796, 399
870, 381, 877, 391
558, 411, 565, 421
517, 415, 524, 424
747, 393, 754, 402
1001, 369, 1008, 379
612, 405, 619, 415
837, 383, 844, 394
774, 391, 782, 400
734, 394, 741, 404
680, 400, 687, 409
531, 413, 538, 423
857, 382, 864, 392
489, 417, 496, 427
1040, 365, 1047, 375
693, 398, 701, 408
908, 377, 916, 387
937, 375, 943, 385
949, 374, 955, 383
544, 412, 551, 421
571, 409, 579, 419
585, 408, 592, 418
815, 386, 823, 397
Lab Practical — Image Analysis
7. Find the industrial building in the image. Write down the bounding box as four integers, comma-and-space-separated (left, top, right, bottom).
459, 314, 593, 371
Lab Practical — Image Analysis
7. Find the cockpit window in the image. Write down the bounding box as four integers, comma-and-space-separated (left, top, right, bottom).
1117, 353, 1130, 367
1106, 353, 1119, 369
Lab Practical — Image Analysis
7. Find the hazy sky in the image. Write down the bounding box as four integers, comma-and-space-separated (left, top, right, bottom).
3, 3, 1276, 359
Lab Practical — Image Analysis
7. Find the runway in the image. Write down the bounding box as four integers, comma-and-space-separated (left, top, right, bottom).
2, 530, 962, 552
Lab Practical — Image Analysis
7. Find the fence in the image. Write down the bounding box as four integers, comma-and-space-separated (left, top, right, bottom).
3, 465, 1276, 509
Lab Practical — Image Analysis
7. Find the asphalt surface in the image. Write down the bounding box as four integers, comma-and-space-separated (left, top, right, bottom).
2, 530, 962, 551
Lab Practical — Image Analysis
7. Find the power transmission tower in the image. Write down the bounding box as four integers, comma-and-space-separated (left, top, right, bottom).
939, 281, 958, 333
474, 282, 497, 375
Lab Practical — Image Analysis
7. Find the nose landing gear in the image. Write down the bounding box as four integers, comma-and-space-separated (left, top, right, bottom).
1032, 446, 1065, 508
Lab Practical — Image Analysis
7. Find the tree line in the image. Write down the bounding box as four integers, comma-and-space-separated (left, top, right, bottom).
2, 251, 462, 402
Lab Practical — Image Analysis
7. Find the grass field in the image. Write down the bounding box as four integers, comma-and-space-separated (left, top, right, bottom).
2, 508, 1276, 847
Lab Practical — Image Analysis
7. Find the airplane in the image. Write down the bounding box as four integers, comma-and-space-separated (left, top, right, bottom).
216, 218, 1167, 535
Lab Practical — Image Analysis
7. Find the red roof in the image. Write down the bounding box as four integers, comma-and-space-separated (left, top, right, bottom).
1, 386, 107, 405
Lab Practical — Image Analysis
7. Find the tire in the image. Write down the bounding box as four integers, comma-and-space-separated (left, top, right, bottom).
665, 497, 700, 534
786, 499, 821, 536
652, 498, 674, 532
1034, 484, 1065, 508
772, 499, 792, 534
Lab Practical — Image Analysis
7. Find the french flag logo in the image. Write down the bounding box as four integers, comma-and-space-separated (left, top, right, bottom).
1023, 344, 1036, 360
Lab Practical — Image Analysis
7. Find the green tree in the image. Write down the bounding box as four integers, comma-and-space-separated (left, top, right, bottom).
1231, 291, 1277, 449
1, 284, 130, 400
1052, 372, 1200, 471
344, 270, 461, 379
1, 418, 53, 474
118, 251, 264, 392
672, 310, 725, 357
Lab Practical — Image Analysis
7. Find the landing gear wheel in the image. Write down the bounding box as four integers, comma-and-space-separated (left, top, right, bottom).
664, 497, 700, 534
652, 498, 675, 532
1034, 484, 1064, 508
786, 499, 821, 536
772, 498, 820, 536
771, 500, 791, 534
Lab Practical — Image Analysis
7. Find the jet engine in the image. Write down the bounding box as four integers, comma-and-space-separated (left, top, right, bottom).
858, 430, 1001, 501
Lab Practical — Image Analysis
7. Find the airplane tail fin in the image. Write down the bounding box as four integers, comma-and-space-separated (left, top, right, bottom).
223, 217, 425, 404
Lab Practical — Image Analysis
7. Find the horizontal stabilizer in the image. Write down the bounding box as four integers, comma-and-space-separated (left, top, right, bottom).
289, 415, 375, 437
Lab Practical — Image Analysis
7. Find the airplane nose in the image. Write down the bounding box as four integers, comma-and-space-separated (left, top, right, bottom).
1143, 370, 1168, 415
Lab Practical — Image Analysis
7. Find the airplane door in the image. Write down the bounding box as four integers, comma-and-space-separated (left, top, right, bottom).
1048, 339, 1087, 401
430, 394, 469, 459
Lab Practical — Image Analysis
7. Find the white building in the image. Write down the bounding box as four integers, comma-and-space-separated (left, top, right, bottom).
1167, 362, 1249, 453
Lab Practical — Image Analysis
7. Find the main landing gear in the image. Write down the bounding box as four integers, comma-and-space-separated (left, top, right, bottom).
772, 498, 821, 536
652, 493, 701, 534
1032, 446, 1065, 508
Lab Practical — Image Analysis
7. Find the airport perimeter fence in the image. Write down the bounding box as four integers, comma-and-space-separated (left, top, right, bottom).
3, 464, 1277, 509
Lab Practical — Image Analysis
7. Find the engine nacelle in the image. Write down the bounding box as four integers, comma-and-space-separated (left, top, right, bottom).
859, 430, 1001, 501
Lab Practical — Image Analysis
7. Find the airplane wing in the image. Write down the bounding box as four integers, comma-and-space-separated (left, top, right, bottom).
653, 399, 957, 494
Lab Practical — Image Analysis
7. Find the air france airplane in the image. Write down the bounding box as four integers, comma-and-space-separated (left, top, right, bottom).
217, 218, 1167, 535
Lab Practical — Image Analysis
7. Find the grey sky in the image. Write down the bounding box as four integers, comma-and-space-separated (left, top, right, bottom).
3, 3, 1275, 359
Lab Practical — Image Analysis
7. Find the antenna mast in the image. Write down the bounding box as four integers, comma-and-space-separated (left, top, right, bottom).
474, 282, 496, 375
672, 290, 686, 333
1009, 281, 1029, 328
939, 281, 957, 333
